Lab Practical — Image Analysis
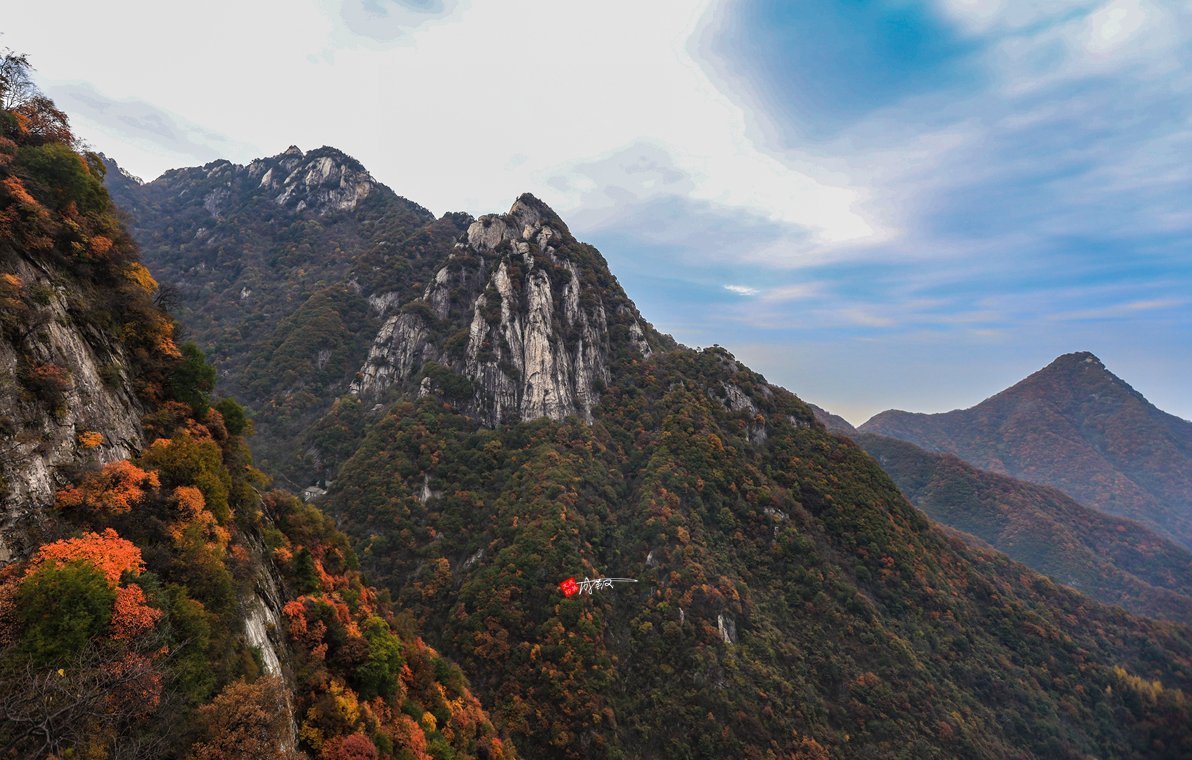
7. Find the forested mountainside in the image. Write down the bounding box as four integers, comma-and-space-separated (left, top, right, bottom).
808, 406, 1192, 624
854, 433, 1192, 623
104, 150, 671, 489
861, 352, 1192, 551
106, 136, 1192, 758
102, 146, 448, 483
323, 349, 1192, 758
0, 60, 510, 759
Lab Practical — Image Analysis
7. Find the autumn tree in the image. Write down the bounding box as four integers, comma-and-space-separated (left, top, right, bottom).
55, 459, 160, 516
189, 676, 300, 760
0, 49, 35, 110
320, 733, 378, 760
27, 528, 145, 585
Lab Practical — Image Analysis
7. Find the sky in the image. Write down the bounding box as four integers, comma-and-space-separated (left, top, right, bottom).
5, 0, 1190, 423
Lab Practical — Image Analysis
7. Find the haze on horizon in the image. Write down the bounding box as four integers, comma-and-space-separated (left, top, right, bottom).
5, 0, 1190, 424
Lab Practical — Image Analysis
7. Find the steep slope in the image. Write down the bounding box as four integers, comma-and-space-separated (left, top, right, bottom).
350, 194, 666, 423
108, 155, 673, 488
328, 346, 1192, 759
861, 352, 1192, 549
102, 149, 455, 481
1, 69, 509, 759
304, 204, 1192, 758
854, 433, 1192, 623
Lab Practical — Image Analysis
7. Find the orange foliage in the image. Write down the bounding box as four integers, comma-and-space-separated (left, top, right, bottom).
77, 430, 104, 449
0, 272, 22, 292
172, 485, 206, 517
118, 262, 156, 295
167, 508, 229, 553
191, 677, 299, 760
1, 176, 40, 208
110, 583, 163, 640
383, 715, 431, 760
183, 417, 216, 441
284, 599, 310, 639
88, 235, 113, 258
29, 528, 145, 586
154, 318, 182, 358
55, 460, 159, 515
320, 734, 378, 760
0, 564, 21, 647
791, 736, 830, 760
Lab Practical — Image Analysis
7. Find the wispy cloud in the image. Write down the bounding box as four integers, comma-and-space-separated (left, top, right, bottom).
337, 0, 463, 41
49, 84, 252, 169
1048, 298, 1188, 322
724, 284, 759, 296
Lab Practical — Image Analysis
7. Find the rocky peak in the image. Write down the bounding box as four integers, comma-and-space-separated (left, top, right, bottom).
248, 145, 378, 214
1035, 351, 1110, 381
134, 145, 384, 220
352, 195, 661, 425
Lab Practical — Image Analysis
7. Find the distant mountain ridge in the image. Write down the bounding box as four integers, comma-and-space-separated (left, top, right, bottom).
807, 401, 1192, 623
861, 352, 1192, 549
855, 433, 1192, 623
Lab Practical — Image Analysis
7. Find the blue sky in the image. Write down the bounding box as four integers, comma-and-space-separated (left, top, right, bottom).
5, 0, 1190, 422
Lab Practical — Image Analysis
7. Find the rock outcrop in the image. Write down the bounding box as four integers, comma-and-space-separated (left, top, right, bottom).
0, 257, 144, 563
352, 194, 661, 425
143, 145, 382, 221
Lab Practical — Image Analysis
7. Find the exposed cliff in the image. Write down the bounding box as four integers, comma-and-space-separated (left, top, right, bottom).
352, 194, 662, 425
103, 149, 449, 481
0, 254, 144, 562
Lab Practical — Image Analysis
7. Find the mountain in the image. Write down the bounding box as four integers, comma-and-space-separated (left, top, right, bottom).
105, 143, 1192, 758
805, 404, 1192, 623
100, 147, 457, 483
1, 71, 509, 758
854, 433, 1192, 623
313, 199, 1192, 756
323, 313, 1192, 757
100, 144, 1192, 757
861, 352, 1192, 550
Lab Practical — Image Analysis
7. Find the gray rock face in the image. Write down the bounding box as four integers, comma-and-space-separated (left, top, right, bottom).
187, 146, 380, 216
351, 196, 655, 426
0, 259, 145, 563
270, 153, 375, 213
717, 612, 737, 645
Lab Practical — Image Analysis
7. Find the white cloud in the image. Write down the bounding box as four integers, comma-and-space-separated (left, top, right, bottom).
3, 0, 879, 247
1082, 0, 1154, 56
724, 284, 759, 296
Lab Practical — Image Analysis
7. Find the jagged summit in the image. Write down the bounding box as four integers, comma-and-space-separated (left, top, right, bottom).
245, 144, 381, 214
113, 144, 408, 218
352, 193, 661, 424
